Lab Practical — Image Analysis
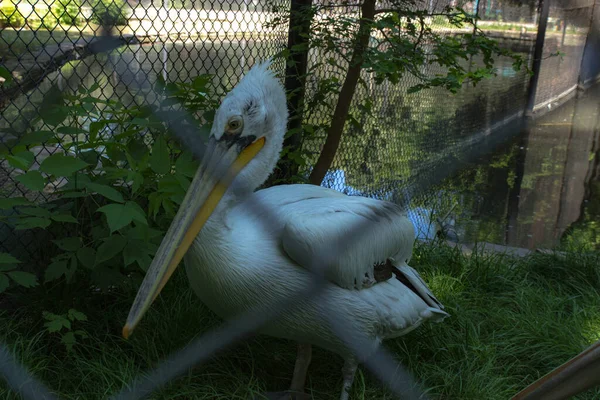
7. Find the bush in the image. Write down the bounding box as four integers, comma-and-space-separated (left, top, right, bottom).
54, 0, 82, 26
0, 3, 25, 28
0, 75, 217, 305
90, 0, 128, 26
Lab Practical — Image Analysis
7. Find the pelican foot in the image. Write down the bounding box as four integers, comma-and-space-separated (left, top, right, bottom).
253, 390, 312, 400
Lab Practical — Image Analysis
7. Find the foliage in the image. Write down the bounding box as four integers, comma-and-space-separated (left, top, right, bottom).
1, 245, 599, 398
0, 75, 216, 301
42, 309, 88, 352
0, 2, 24, 28
265, 0, 528, 185
0, 252, 37, 293
36, 9, 58, 29
90, 0, 128, 26
54, 0, 82, 26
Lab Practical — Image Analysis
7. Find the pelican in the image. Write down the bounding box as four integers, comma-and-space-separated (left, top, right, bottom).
122, 60, 448, 400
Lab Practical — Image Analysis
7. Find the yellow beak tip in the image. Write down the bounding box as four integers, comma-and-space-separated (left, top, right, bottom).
122, 324, 132, 340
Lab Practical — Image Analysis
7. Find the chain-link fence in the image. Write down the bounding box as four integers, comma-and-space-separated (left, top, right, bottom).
1, 0, 600, 398
1, 0, 600, 258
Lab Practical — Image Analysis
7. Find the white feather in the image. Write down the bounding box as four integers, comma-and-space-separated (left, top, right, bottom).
182, 61, 449, 359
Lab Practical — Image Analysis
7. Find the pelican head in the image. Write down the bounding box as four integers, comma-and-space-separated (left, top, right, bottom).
122, 60, 288, 338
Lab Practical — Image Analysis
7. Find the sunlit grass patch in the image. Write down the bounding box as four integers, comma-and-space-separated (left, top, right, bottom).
1, 242, 600, 399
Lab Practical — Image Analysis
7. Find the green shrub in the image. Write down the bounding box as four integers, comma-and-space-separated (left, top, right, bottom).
29, 9, 58, 29
0, 3, 25, 28
54, 0, 82, 26
90, 0, 128, 26
0, 75, 217, 302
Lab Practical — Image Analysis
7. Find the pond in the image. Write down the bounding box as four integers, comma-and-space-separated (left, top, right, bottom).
412, 84, 600, 250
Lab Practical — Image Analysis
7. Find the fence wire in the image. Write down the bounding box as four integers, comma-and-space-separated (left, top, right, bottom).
1, 0, 600, 398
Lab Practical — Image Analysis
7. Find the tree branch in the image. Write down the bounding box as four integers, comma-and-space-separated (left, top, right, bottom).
308, 0, 376, 185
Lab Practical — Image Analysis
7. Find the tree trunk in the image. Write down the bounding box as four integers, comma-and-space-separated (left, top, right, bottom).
308, 0, 376, 185
266, 0, 313, 186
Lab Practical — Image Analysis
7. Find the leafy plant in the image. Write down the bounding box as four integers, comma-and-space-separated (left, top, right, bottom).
0, 2, 24, 28
266, 0, 529, 185
42, 309, 88, 352
54, 0, 82, 26
0, 252, 37, 293
0, 74, 217, 297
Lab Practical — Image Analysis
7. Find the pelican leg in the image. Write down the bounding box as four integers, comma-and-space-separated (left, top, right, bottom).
289, 343, 312, 393
340, 357, 358, 400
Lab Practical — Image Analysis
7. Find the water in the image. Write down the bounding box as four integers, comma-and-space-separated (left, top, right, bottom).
430, 84, 600, 250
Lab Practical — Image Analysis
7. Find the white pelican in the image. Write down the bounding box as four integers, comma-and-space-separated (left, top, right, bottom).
122, 60, 448, 400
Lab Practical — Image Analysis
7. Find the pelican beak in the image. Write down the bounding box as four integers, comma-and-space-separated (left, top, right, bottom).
122, 134, 265, 339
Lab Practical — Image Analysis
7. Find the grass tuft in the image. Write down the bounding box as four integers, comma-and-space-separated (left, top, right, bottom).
1, 242, 600, 399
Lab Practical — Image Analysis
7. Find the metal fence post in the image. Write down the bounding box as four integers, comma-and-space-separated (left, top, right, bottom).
576, 0, 599, 96
525, 0, 552, 119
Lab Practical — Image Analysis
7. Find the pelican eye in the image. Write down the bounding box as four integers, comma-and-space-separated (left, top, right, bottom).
226, 117, 243, 134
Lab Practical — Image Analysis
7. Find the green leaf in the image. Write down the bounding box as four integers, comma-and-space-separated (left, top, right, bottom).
96, 204, 132, 233
162, 198, 176, 217
150, 136, 170, 174
44, 316, 70, 332
44, 319, 63, 332
7, 271, 37, 288
7, 151, 34, 170
127, 137, 149, 162
125, 201, 147, 225
76, 247, 96, 269
127, 171, 144, 194
39, 154, 88, 177
174, 173, 190, 191
39, 86, 67, 127
79, 150, 99, 167
15, 217, 51, 230
68, 309, 87, 321
20, 207, 51, 218
95, 235, 127, 265
58, 191, 87, 199
51, 213, 78, 223
148, 192, 162, 219
15, 171, 45, 191
0, 273, 8, 293
0, 197, 31, 209
74, 329, 88, 338
45, 260, 68, 282
123, 240, 153, 270
53, 237, 82, 252
0, 66, 13, 84
126, 225, 163, 241
0, 253, 21, 264
85, 182, 124, 203
57, 126, 87, 136
175, 151, 198, 178
61, 331, 77, 352
18, 131, 55, 147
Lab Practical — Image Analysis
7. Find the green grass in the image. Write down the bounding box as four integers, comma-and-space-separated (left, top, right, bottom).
1, 242, 600, 399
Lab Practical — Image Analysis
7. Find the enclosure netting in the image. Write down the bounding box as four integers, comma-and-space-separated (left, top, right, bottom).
0, 0, 600, 259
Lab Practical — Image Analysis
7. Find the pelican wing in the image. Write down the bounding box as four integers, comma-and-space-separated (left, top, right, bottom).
277, 188, 415, 290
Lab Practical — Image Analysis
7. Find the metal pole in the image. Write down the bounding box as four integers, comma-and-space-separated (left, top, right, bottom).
576, 0, 598, 94
525, 0, 551, 119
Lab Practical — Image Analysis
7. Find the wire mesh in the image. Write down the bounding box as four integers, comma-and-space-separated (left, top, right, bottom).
1, 0, 600, 398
